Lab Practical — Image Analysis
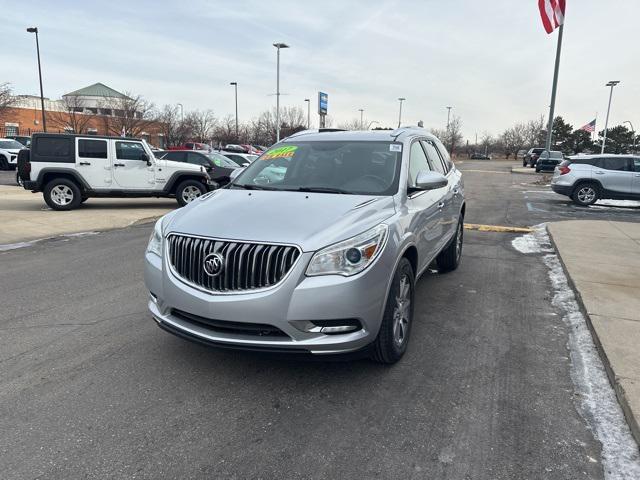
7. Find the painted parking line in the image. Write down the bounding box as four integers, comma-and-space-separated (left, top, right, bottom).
464, 223, 533, 233
459, 169, 510, 174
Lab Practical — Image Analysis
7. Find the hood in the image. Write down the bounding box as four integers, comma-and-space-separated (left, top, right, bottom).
166, 189, 396, 252
1, 149, 21, 154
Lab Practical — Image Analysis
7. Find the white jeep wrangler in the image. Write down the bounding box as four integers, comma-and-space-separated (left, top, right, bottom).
18, 133, 216, 210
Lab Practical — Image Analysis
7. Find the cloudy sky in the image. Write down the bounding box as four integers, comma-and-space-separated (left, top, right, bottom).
1, 0, 638, 140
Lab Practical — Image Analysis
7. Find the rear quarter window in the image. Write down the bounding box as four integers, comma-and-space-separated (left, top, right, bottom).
33, 137, 74, 163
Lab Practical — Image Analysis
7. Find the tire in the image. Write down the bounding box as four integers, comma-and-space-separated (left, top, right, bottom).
523, 159, 527, 167
437, 216, 464, 272
0, 156, 8, 171
176, 179, 206, 207
535, 167, 541, 173
371, 257, 415, 364
571, 182, 599, 206
81, 197, 88, 204
43, 178, 82, 211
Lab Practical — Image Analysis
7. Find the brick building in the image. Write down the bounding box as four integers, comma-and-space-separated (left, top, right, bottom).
0, 83, 165, 147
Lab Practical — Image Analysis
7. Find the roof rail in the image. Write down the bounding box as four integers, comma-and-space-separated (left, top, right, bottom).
390, 125, 427, 138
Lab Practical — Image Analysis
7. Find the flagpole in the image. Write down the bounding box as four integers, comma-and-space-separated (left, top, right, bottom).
544, 23, 564, 153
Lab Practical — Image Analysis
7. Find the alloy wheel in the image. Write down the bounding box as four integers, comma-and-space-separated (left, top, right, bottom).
181, 185, 202, 203
51, 185, 74, 206
577, 186, 596, 204
392, 275, 411, 348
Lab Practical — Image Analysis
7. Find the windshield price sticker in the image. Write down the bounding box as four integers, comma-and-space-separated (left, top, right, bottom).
262, 146, 298, 160
389, 144, 402, 152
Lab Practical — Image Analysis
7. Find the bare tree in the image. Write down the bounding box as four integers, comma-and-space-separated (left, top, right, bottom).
185, 109, 217, 143
213, 114, 239, 146
338, 117, 368, 130
0, 83, 12, 112
49, 95, 95, 134
525, 116, 545, 148
500, 122, 527, 159
100, 92, 157, 137
431, 116, 463, 154
158, 104, 191, 147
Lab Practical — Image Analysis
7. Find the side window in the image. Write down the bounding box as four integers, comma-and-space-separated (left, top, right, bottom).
408, 141, 430, 185
634, 159, 640, 173
432, 139, 451, 172
78, 139, 107, 159
421, 141, 446, 175
164, 152, 186, 162
115, 141, 146, 160
35, 137, 71, 157
186, 153, 208, 166
602, 157, 631, 171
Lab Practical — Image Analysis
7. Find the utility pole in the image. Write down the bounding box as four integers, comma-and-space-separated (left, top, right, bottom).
177, 103, 184, 123
230, 82, 238, 138
601, 81, 620, 154
273, 43, 289, 142
446, 106, 452, 129
26, 27, 46, 132
397, 98, 405, 128
304, 98, 310, 129
358, 109, 364, 130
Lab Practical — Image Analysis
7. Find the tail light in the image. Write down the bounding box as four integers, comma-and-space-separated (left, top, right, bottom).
559, 165, 571, 175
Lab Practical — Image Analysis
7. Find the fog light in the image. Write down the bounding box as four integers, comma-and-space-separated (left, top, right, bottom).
311, 319, 362, 335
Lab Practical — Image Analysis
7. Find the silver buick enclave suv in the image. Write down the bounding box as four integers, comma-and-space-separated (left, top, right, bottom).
144, 128, 466, 363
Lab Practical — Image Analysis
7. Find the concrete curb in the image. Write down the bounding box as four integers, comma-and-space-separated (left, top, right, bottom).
547, 225, 640, 446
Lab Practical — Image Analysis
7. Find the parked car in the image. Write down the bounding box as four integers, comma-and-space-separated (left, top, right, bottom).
551, 155, 640, 206
221, 152, 258, 167
18, 133, 215, 210
0, 138, 25, 170
252, 145, 268, 153
167, 142, 211, 151
535, 150, 564, 172
144, 127, 466, 364
7, 135, 32, 148
524, 147, 545, 167
157, 150, 239, 186
223, 144, 247, 153
517, 149, 527, 159
470, 152, 491, 160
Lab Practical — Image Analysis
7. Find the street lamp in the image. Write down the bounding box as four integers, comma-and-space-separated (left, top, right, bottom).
446, 106, 452, 129
304, 98, 310, 129
358, 109, 364, 130
367, 120, 379, 130
397, 98, 406, 128
230, 82, 238, 138
601, 80, 620, 154
624, 120, 636, 153
176, 103, 184, 123
273, 42, 289, 142
26, 27, 46, 132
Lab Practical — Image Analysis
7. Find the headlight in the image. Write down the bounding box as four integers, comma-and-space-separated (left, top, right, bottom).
146, 218, 163, 257
306, 224, 388, 277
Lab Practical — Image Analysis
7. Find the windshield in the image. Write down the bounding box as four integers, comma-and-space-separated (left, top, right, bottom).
232, 141, 402, 195
206, 152, 239, 168
0, 140, 25, 150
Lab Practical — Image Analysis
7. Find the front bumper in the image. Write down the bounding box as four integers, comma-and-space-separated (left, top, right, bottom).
144, 242, 395, 355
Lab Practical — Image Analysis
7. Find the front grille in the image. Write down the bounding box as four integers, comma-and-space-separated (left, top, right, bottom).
172, 309, 288, 337
167, 234, 301, 293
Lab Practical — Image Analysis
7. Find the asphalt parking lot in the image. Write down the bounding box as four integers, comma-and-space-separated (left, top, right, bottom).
0, 169, 17, 186
1, 160, 639, 479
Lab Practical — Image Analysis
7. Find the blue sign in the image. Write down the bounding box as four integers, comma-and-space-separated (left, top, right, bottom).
318, 91, 328, 115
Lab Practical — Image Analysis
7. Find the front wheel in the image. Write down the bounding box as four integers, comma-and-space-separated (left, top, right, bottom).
0, 156, 8, 171
437, 216, 464, 272
572, 183, 599, 206
176, 179, 206, 207
371, 257, 415, 364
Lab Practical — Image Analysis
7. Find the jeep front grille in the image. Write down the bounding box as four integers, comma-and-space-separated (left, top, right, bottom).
167, 234, 301, 293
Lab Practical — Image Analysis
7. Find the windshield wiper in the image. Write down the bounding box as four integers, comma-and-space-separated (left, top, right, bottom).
292, 186, 352, 194
230, 184, 279, 191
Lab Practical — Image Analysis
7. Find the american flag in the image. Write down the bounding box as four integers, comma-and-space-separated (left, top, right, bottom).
580, 119, 596, 133
538, 0, 566, 34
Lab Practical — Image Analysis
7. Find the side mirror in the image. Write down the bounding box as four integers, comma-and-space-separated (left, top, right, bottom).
229, 168, 244, 182
414, 170, 448, 190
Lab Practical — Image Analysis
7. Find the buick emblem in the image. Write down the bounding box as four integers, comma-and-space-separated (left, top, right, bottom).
203, 253, 224, 277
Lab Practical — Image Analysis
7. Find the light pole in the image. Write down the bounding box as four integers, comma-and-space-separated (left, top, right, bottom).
446, 106, 452, 129
304, 98, 310, 129
176, 103, 184, 123
26, 27, 46, 132
367, 120, 379, 130
358, 109, 364, 130
273, 42, 289, 142
624, 120, 636, 153
397, 98, 405, 128
601, 80, 620, 154
230, 82, 238, 139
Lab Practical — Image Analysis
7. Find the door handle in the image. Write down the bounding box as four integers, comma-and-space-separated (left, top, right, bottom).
438, 202, 445, 209
79, 161, 91, 166
594, 171, 605, 175
635, 174, 640, 177
114, 163, 125, 167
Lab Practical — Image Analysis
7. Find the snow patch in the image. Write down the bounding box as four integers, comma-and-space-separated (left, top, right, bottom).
514, 226, 640, 479
596, 200, 640, 208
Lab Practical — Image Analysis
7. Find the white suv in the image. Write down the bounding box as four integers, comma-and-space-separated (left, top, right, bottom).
0, 138, 24, 170
19, 133, 216, 210
551, 155, 640, 206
